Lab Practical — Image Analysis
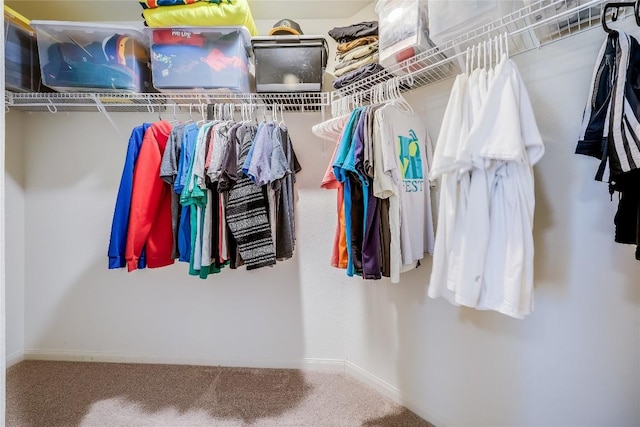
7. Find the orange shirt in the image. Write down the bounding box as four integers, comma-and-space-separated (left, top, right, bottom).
321, 143, 348, 269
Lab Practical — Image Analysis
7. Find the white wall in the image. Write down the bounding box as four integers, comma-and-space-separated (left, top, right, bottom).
21, 111, 348, 367
343, 22, 640, 427
5, 111, 25, 366
19, 15, 355, 369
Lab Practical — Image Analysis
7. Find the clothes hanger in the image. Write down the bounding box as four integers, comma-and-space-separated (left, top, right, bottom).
489, 37, 493, 68
471, 44, 477, 72
146, 99, 162, 122
278, 104, 286, 128
228, 103, 235, 121
504, 33, 510, 59
483, 40, 488, 69
601, 1, 637, 33
183, 104, 195, 124
312, 102, 350, 140
169, 104, 181, 125
387, 77, 413, 113
223, 103, 230, 121
196, 103, 208, 126
252, 104, 258, 125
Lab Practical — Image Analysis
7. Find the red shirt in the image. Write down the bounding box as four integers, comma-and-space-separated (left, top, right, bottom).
126, 121, 174, 271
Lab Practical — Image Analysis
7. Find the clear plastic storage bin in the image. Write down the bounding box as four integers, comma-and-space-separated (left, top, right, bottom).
251, 36, 328, 92
428, 0, 523, 47
146, 26, 251, 92
4, 6, 49, 92
30, 21, 152, 93
376, 0, 434, 74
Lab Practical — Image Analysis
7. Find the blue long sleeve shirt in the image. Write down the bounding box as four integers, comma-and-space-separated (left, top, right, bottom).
108, 123, 152, 269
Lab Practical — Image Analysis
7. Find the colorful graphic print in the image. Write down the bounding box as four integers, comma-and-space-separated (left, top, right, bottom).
398, 129, 423, 180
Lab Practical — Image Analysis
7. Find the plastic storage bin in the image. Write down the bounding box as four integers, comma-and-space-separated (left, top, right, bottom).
146, 26, 251, 92
4, 6, 48, 92
376, 0, 435, 74
30, 20, 152, 92
251, 36, 328, 92
428, 0, 523, 47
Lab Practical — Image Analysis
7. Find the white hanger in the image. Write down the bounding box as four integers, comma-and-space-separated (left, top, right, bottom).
229, 103, 235, 121
168, 104, 181, 125
504, 32, 510, 59
196, 103, 208, 126
489, 36, 493, 68
279, 104, 286, 127
483, 40, 487, 69
472, 44, 477, 72
388, 77, 413, 113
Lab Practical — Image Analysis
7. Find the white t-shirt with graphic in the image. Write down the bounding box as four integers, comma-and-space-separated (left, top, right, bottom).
376, 104, 434, 268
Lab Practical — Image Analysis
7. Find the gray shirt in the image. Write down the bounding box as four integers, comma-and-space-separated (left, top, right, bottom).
160, 123, 185, 259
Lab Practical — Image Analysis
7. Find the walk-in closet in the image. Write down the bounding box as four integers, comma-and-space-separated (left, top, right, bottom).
2, 1, 639, 426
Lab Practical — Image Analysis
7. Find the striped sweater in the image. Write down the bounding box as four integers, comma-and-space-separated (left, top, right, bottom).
225, 124, 276, 270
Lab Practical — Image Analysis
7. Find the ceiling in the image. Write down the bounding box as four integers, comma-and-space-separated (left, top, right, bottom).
5, 0, 374, 22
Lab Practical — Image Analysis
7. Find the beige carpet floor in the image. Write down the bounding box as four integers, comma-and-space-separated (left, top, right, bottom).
6, 361, 433, 427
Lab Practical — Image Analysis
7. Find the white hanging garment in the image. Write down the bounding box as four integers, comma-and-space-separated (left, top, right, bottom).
466, 58, 545, 318
450, 55, 503, 308
446, 66, 486, 299
428, 73, 470, 301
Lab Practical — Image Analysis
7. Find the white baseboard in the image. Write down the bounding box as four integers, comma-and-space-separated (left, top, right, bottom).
345, 360, 453, 427
6, 351, 24, 367
23, 349, 345, 372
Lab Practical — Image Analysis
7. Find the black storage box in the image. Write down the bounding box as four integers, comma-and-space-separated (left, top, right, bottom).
251, 35, 328, 92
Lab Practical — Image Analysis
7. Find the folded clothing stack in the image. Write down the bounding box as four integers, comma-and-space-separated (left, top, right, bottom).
328, 21, 379, 86
139, 0, 258, 36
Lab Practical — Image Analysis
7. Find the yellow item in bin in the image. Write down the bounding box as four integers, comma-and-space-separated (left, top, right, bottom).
4, 5, 34, 34
142, 0, 258, 36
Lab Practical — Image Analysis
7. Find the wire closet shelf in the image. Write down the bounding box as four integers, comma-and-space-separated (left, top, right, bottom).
4, 91, 331, 113
3, 0, 624, 113
332, 0, 617, 102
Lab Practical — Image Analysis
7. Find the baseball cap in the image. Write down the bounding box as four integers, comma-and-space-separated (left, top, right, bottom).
268, 19, 303, 36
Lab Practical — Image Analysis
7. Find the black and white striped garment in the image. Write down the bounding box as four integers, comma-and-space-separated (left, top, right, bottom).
577, 31, 640, 182
577, 31, 640, 261
225, 124, 277, 270
609, 32, 640, 180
